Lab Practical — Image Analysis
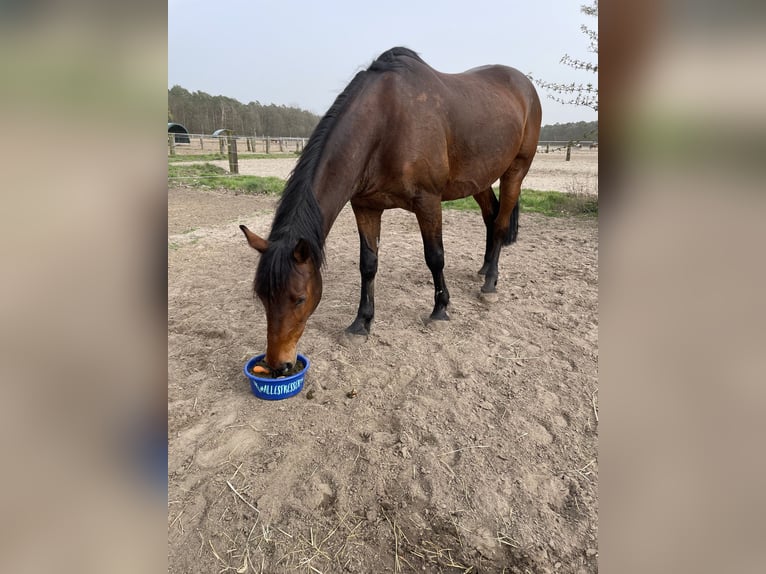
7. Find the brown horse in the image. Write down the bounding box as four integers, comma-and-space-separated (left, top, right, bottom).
241, 47, 541, 374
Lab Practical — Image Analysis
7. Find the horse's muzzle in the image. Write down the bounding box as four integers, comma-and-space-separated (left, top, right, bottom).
270, 361, 293, 376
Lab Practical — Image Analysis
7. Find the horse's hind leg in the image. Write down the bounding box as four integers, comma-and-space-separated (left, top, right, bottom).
481, 157, 532, 293
473, 187, 499, 276
346, 204, 383, 336
414, 196, 450, 320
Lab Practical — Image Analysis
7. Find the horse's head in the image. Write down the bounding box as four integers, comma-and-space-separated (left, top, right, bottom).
240, 225, 323, 375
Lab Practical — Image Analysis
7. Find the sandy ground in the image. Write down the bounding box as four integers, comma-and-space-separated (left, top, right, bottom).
168, 159, 598, 572
182, 149, 598, 195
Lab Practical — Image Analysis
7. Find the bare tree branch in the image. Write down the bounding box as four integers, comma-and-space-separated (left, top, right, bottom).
529, 0, 598, 113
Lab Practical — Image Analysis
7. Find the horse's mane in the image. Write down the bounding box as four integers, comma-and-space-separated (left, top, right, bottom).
254, 47, 425, 301
369, 46, 426, 71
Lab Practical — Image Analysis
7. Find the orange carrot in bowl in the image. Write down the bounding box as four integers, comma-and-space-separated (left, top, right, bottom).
251, 365, 270, 376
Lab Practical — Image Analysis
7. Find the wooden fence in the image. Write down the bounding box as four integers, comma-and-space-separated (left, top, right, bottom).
168, 133, 307, 173
168, 134, 596, 171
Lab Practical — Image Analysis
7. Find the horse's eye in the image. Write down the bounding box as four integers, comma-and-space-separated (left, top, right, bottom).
295, 296, 307, 307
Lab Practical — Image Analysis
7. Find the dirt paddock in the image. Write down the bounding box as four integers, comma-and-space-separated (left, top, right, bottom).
168, 173, 598, 572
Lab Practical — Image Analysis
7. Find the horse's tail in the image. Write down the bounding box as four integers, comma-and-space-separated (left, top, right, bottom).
504, 200, 520, 245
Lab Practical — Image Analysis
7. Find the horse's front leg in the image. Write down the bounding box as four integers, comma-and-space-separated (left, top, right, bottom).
345, 204, 382, 336
415, 198, 450, 321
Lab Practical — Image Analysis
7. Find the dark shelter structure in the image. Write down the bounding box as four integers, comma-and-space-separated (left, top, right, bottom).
168, 122, 190, 144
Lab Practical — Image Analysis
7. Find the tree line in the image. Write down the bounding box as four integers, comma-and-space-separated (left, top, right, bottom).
539, 121, 598, 143
169, 84, 596, 144
168, 85, 321, 137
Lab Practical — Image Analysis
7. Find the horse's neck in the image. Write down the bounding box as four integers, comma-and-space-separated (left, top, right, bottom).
313, 142, 371, 238
311, 83, 383, 238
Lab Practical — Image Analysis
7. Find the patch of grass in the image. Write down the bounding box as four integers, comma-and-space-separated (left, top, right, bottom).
168, 162, 227, 178
236, 176, 286, 195
442, 196, 480, 212
168, 153, 226, 162
443, 189, 597, 217
522, 189, 598, 217
168, 162, 285, 195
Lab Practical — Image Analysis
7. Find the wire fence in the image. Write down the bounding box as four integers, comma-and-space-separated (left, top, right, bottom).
167, 133, 597, 183
168, 133, 306, 158
538, 140, 598, 152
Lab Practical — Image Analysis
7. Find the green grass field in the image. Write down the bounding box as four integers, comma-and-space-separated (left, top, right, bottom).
444, 189, 597, 217
168, 163, 284, 195
168, 163, 597, 217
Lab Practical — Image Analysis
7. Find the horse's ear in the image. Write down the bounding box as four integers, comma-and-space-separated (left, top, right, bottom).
240, 225, 268, 253
293, 239, 312, 264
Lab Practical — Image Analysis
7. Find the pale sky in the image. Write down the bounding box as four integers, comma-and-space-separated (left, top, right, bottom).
168, 0, 597, 126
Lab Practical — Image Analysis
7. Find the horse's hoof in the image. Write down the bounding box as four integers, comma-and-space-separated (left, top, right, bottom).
340, 329, 367, 348
344, 323, 369, 336
478, 290, 499, 303
481, 274, 498, 293
429, 309, 450, 321
424, 314, 450, 331
425, 308, 450, 330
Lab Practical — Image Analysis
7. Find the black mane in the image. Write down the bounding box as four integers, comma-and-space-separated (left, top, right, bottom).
369, 46, 426, 71
254, 47, 425, 300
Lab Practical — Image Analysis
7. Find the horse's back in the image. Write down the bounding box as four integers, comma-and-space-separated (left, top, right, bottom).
352, 55, 541, 204
447, 64, 541, 140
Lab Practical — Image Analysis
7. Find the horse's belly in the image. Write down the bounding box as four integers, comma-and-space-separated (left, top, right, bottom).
352, 187, 418, 211
442, 174, 500, 201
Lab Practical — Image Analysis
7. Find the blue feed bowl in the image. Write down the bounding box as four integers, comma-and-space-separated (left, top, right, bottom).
244, 354, 310, 400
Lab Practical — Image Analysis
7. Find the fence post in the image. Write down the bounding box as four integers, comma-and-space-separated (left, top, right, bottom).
565, 143, 571, 162
266, 137, 270, 154
199, 136, 204, 150
279, 139, 284, 152
168, 133, 176, 156
227, 135, 239, 174
545, 143, 550, 153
